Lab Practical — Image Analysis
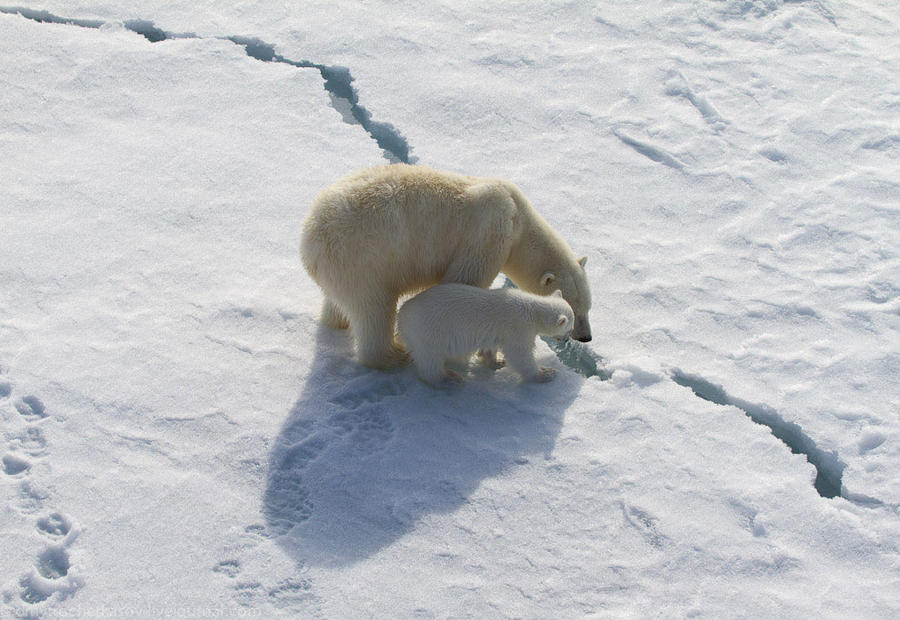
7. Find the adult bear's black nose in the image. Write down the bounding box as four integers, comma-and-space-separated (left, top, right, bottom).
576, 335, 592, 343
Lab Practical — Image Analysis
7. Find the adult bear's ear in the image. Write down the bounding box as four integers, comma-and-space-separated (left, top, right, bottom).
541, 272, 556, 288
551, 289, 563, 298
578, 256, 588, 268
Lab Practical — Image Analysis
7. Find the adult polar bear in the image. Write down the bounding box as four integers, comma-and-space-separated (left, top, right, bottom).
301, 164, 592, 370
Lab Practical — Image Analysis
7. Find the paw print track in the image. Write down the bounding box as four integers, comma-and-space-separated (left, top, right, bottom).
213, 522, 323, 612
0, 369, 84, 611
15, 395, 48, 421
265, 366, 403, 537
2, 454, 31, 476
36, 513, 72, 539
20, 510, 83, 606
328, 374, 404, 410
19, 534, 82, 604
328, 406, 394, 454
265, 439, 318, 535
213, 559, 242, 578
36, 546, 71, 580
12, 426, 49, 458
16, 480, 50, 514
327, 375, 399, 453
267, 577, 317, 609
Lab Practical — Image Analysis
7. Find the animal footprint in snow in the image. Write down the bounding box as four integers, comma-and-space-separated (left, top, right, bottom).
267, 577, 316, 606
329, 376, 403, 409
328, 407, 394, 455
36, 546, 71, 580
0, 364, 9, 398
36, 513, 72, 539
17, 480, 50, 513
20, 545, 77, 604
19, 567, 82, 605
20, 514, 82, 605
213, 559, 241, 578
244, 523, 270, 538
326, 377, 398, 452
15, 396, 48, 421
2, 453, 31, 476
12, 427, 48, 457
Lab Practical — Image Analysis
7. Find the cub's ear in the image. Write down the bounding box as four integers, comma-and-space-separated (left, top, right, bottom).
578, 256, 588, 268
557, 315, 569, 327
551, 289, 563, 298
541, 272, 556, 288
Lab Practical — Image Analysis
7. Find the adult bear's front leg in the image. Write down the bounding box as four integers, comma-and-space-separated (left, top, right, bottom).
344, 293, 408, 370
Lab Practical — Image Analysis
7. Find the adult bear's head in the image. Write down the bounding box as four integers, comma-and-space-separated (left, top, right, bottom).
539, 255, 592, 342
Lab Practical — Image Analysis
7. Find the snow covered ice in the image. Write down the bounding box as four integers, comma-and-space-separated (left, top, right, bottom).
1, 1, 898, 617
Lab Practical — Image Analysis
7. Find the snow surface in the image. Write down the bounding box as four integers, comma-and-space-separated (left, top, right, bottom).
2, 1, 899, 617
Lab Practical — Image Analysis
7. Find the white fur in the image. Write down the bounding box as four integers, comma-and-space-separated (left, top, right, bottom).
398, 284, 574, 385
300, 164, 592, 369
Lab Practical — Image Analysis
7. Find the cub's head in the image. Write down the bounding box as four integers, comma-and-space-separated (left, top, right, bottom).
539, 256, 592, 342
545, 290, 576, 339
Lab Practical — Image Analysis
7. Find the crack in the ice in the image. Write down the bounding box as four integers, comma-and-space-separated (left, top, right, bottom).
0, 6, 414, 164
670, 369, 845, 499
0, 5, 102, 28
226, 36, 413, 164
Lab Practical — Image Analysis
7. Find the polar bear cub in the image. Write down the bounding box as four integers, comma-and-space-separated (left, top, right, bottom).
398, 284, 575, 386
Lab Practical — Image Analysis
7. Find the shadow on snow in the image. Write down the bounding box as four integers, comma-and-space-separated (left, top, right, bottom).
262, 324, 580, 567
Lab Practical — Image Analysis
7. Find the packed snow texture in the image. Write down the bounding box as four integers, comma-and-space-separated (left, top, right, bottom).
1, 1, 899, 618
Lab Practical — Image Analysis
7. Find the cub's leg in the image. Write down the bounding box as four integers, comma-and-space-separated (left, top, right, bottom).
344, 292, 408, 370
413, 353, 460, 387
320, 298, 349, 329
502, 341, 556, 383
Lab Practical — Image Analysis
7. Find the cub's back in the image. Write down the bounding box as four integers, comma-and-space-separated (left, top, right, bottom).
399, 284, 539, 346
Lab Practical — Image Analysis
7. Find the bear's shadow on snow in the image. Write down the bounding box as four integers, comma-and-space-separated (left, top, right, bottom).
263, 324, 581, 567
